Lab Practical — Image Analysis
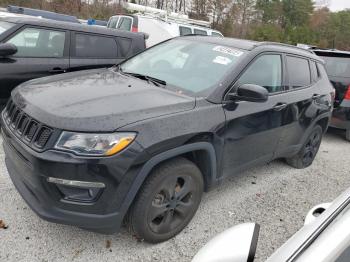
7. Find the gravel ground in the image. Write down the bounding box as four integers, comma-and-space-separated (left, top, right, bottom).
0, 128, 349, 262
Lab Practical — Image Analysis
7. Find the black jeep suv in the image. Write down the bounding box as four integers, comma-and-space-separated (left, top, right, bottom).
0, 17, 146, 110
313, 49, 350, 140
2, 37, 333, 243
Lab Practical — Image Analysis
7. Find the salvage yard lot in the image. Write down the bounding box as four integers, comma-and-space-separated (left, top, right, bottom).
0, 129, 349, 262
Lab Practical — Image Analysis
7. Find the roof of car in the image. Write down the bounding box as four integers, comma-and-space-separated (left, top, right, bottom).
0, 16, 145, 39
182, 36, 322, 61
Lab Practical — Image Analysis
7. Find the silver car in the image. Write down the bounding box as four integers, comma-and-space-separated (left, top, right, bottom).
193, 187, 350, 262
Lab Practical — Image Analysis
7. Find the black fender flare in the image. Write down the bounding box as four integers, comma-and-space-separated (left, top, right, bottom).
119, 142, 217, 219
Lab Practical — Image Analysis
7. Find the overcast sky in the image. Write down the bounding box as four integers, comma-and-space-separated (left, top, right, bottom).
328, 0, 350, 11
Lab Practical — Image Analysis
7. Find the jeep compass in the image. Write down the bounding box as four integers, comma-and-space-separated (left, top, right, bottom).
1, 36, 334, 243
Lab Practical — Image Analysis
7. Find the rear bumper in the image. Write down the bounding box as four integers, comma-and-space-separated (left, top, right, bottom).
330, 102, 350, 130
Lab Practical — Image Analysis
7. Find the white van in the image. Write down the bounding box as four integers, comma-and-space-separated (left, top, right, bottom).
107, 13, 223, 47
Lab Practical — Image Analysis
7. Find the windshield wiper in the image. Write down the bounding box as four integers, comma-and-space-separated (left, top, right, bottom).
121, 71, 167, 87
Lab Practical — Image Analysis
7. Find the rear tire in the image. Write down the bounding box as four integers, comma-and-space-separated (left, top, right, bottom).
346, 129, 350, 141
127, 157, 204, 243
286, 125, 323, 169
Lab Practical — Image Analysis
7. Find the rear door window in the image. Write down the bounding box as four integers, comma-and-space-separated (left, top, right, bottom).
179, 26, 192, 36
194, 29, 207, 35
74, 33, 118, 58
117, 17, 132, 31
238, 54, 283, 93
286, 56, 311, 88
107, 16, 120, 29
7, 27, 66, 57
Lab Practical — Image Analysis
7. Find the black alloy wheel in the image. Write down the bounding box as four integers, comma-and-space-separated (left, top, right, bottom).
148, 174, 197, 234
286, 125, 323, 169
127, 157, 204, 243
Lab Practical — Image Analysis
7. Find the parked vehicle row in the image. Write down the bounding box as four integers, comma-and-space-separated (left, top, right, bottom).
107, 3, 223, 47
0, 16, 146, 110
313, 49, 350, 141
1, 36, 334, 243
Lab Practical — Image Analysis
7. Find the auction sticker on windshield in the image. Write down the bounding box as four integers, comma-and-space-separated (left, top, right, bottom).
213, 46, 244, 57
213, 56, 232, 65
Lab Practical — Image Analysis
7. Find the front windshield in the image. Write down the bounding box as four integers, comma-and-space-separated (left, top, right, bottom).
0, 21, 15, 35
120, 39, 245, 95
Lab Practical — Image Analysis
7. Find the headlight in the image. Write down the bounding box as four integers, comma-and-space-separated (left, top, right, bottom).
55, 131, 136, 156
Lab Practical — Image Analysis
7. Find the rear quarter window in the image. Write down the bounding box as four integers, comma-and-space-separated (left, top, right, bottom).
310, 61, 320, 82
321, 56, 350, 78
74, 33, 118, 58
286, 56, 311, 88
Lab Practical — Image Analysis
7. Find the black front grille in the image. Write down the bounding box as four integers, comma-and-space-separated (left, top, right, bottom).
3, 99, 53, 149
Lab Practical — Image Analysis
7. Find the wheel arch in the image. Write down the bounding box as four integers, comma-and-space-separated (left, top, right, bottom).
119, 142, 217, 221
316, 116, 330, 134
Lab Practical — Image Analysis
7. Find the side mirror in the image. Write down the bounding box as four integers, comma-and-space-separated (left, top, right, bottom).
192, 223, 260, 262
229, 84, 268, 103
304, 202, 331, 225
0, 43, 17, 57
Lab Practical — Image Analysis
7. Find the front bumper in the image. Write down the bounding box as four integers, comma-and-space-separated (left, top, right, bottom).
2, 121, 146, 234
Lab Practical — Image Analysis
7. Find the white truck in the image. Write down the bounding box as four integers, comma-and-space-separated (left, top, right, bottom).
107, 3, 223, 47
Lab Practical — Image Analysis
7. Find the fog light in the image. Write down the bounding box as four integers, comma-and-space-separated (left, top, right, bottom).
47, 177, 105, 202
47, 177, 105, 188
47, 177, 105, 203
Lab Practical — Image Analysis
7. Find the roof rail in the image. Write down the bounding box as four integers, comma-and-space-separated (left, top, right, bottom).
258, 42, 316, 54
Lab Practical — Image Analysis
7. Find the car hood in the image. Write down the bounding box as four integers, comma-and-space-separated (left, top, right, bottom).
12, 68, 195, 132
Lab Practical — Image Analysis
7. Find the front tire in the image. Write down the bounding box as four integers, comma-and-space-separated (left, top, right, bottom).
127, 157, 204, 243
286, 125, 323, 169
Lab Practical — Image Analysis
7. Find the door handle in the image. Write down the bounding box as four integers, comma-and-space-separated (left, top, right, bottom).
273, 103, 287, 111
49, 68, 66, 73
312, 94, 322, 100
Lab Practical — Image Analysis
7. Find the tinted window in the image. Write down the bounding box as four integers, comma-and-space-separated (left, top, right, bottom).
179, 26, 192, 36
211, 32, 223, 37
7, 27, 65, 57
194, 29, 207, 35
0, 21, 15, 35
321, 56, 350, 78
286, 56, 311, 88
310, 61, 319, 82
107, 16, 119, 29
238, 54, 283, 93
75, 34, 118, 58
117, 17, 132, 31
